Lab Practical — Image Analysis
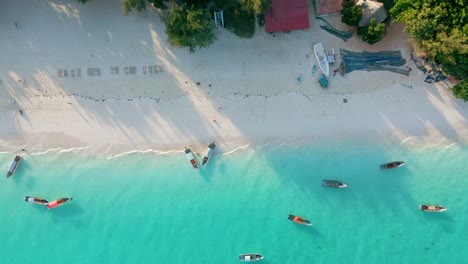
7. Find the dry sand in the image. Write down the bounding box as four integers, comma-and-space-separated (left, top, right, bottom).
0, 0, 467, 154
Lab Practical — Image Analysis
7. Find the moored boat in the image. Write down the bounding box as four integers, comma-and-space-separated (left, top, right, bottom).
313, 43, 330, 77
288, 214, 312, 226
24, 196, 49, 205
185, 147, 199, 170
7, 155, 21, 178
322, 180, 348, 188
46, 197, 73, 209
202, 142, 216, 167
380, 161, 405, 170
239, 253, 264, 262
420, 204, 447, 212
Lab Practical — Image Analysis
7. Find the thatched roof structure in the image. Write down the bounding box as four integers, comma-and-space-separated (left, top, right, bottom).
357, 0, 387, 27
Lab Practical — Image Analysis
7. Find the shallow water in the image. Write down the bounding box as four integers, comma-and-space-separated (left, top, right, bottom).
0, 137, 466, 264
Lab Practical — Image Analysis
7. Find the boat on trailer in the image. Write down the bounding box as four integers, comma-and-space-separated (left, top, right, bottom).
185, 147, 199, 170
288, 214, 312, 226
322, 180, 348, 188
380, 161, 405, 170
420, 204, 447, 212
7, 155, 21, 178
239, 253, 264, 262
24, 196, 49, 205
46, 197, 73, 209
202, 142, 216, 167
313, 43, 330, 77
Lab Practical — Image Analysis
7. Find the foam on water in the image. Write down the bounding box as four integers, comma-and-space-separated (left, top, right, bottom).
0, 137, 466, 264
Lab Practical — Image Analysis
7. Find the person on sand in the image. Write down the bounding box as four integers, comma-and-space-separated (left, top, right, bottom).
19, 109, 23, 116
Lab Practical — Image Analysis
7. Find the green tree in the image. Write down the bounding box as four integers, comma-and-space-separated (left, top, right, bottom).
391, 0, 468, 80
163, 4, 216, 52
341, 0, 362, 27
76, 0, 92, 3
148, 0, 165, 9
239, 0, 271, 15
122, 0, 147, 15
358, 18, 386, 44
453, 80, 468, 101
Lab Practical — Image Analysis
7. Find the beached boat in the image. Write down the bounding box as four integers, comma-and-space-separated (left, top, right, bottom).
185, 147, 199, 170
420, 204, 447, 212
313, 43, 330, 77
46, 197, 73, 209
322, 180, 348, 188
202, 141, 216, 167
7, 155, 21, 178
24, 196, 49, 205
380, 161, 405, 170
288, 214, 312, 226
239, 253, 264, 262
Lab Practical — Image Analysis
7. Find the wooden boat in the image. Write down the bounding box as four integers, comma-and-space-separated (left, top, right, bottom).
46, 197, 73, 209
322, 180, 348, 188
313, 43, 330, 77
202, 141, 215, 167
380, 161, 405, 170
24, 196, 49, 205
239, 253, 264, 262
288, 214, 312, 226
7, 155, 21, 178
185, 147, 199, 170
420, 204, 447, 212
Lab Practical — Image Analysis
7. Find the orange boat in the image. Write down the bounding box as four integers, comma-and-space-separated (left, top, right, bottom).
46, 197, 73, 209
288, 214, 312, 226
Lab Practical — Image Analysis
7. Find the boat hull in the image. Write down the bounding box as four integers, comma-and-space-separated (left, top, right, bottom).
313, 43, 330, 77
185, 147, 199, 170
322, 180, 348, 188
24, 196, 49, 205
46, 197, 73, 209
202, 142, 215, 167
420, 204, 447, 212
239, 254, 264, 262
7, 155, 21, 178
288, 214, 312, 226
380, 161, 405, 170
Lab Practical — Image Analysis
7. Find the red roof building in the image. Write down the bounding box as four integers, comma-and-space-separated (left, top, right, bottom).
264, 0, 310, 33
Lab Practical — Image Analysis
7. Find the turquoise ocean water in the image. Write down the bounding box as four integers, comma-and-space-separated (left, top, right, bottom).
0, 137, 467, 264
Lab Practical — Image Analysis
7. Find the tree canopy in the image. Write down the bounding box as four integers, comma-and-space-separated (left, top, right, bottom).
391, 0, 468, 79
358, 18, 386, 44
163, 3, 216, 52
341, 0, 362, 27
453, 80, 468, 101
239, 0, 271, 15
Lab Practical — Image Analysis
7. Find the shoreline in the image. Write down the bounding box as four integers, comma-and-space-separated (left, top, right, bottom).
1, 0, 467, 155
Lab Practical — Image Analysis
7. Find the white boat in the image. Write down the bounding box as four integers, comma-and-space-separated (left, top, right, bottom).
420, 204, 447, 212
313, 43, 330, 77
202, 142, 215, 167
239, 253, 264, 262
7, 155, 21, 178
322, 180, 348, 188
24, 196, 49, 205
185, 147, 199, 170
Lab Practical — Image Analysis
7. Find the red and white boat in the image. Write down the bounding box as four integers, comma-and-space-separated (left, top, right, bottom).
46, 197, 73, 209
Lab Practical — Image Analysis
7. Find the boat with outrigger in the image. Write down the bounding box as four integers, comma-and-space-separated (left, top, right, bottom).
239, 253, 264, 262
7, 155, 21, 178
202, 142, 215, 167
288, 214, 312, 226
46, 197, 73, 209
313, 43, 330, 77
185, 147, 199, 170
24, 196, 49, 205
322, 179, 348, 188
380, 161, 405, 170
420, 204, 447, 212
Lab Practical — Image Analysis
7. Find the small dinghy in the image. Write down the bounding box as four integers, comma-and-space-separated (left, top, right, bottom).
7, 155, 21, 178
420, 204, 447, 212
239, 253, 264, 262
380, 161, 405, 170
322, 180, 348, 188
185, 147, 199, 170
288, 214, 312, 226
24, 196, 49, 205
202, 141, 215, 167
46, 197, 73, 209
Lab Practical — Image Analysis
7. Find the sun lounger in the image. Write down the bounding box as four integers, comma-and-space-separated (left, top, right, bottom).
124, 67, 129, 75
58, 69, 63, 77
96, 69, 101, 76
76, 68, 81, 77
153, 65, 159, 73
158, 64, 164, 72
130, 66, 136, 74
149, 66, 153, 73
110, 66, 115, 75
115, 66, 119, 74
63, 69, 68, 77
143, 66, 147, 75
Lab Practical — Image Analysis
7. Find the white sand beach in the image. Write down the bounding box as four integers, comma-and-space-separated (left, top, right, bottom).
1, 0, 467, 154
